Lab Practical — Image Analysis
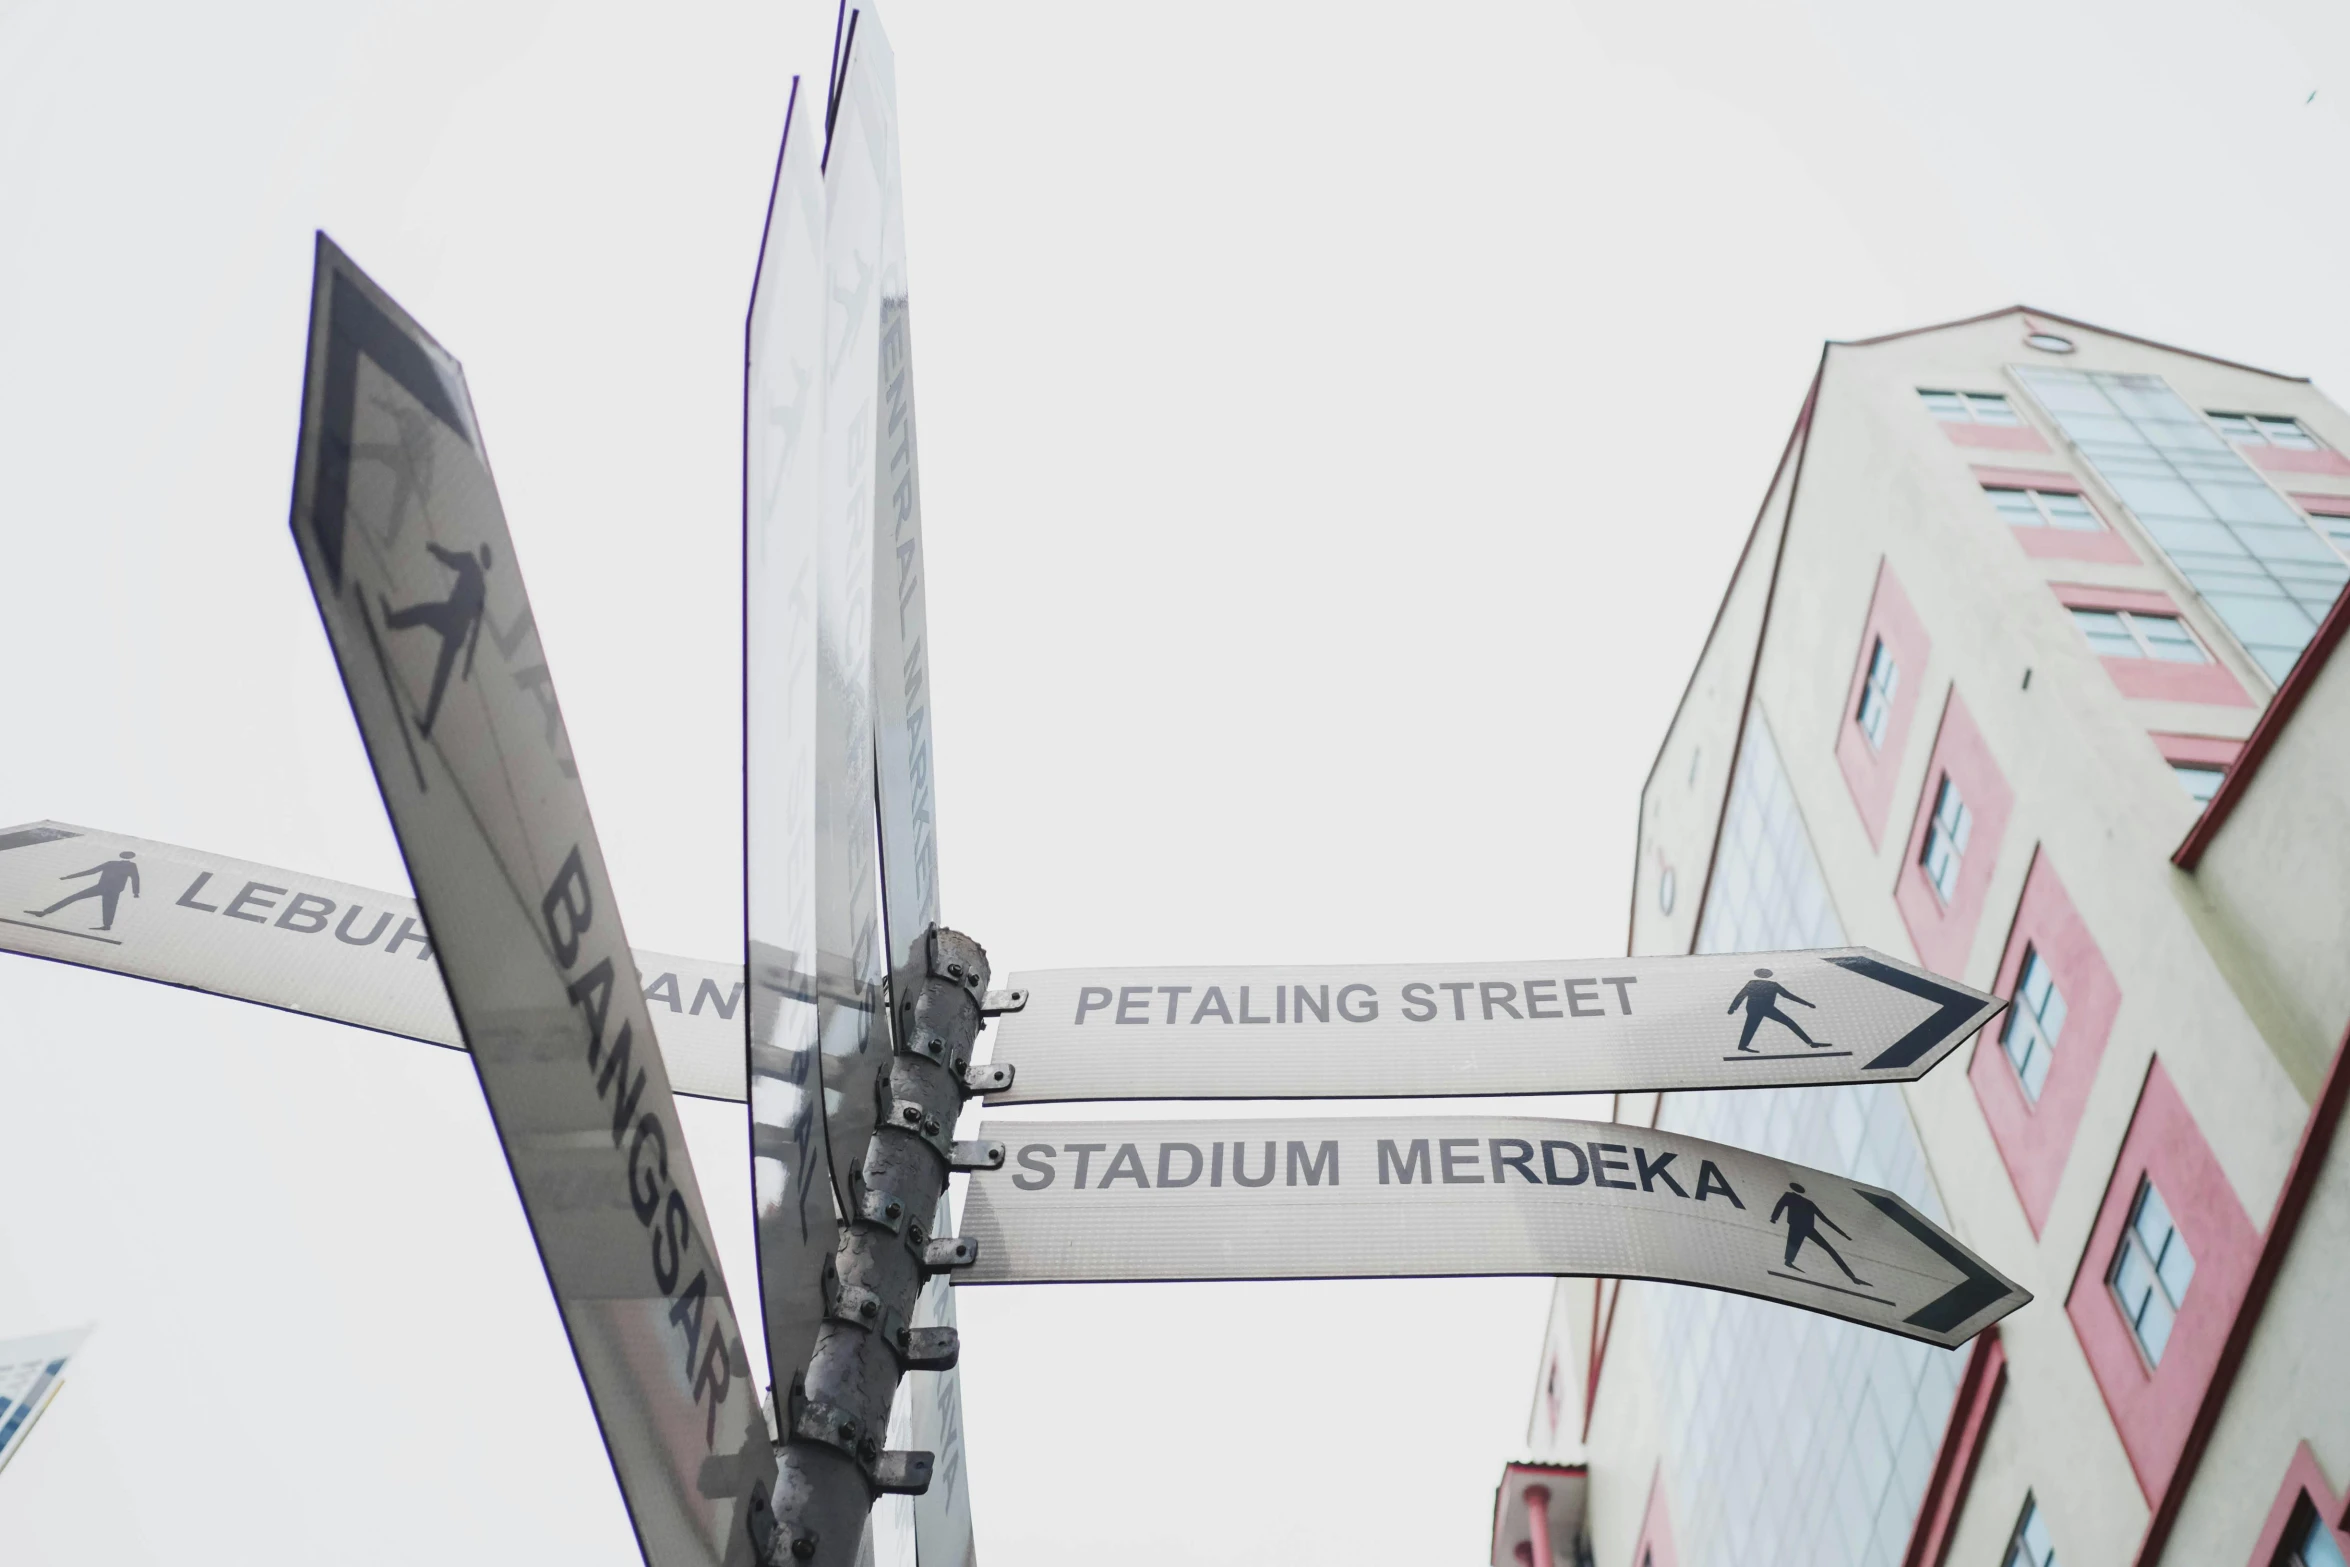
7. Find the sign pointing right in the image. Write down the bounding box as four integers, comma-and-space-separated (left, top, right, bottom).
981, 948, 2005, 1104
955, 1114, 2030, 1350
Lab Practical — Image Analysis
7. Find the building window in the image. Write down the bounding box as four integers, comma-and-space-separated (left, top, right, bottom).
2279, 1497, 2350, 1567
1921, 776, 1970, 903
1856, 637, 1898, 748
2110, 1176, 2195, 1365
2004, 1496, 2059, 1567
2015, 368, 2347, 682
1987, 486, 2102, 531
2171, 762, 2226, 805
2070, 607, 2209, 663
1920, 389, 2020, 425
2210, 412, 2321, 451
2306, 509, 2350, 561
2002, 948, 2065, 1101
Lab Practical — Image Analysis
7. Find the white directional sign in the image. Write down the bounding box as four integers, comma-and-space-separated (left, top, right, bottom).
983, 949, 2003, 1102
288, 238, 772, 1567
0, 821, 751, 1104
957, 1116, 2027, 1349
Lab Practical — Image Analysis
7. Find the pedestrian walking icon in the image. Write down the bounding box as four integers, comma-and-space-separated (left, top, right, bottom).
23, 851, 139, 932
1767, 1184, 1879, 1296
1726, 968, 1833, 1055
380, 542, 493, 736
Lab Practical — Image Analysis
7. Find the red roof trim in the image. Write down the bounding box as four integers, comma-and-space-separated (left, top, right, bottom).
2173, 578, 2350, 869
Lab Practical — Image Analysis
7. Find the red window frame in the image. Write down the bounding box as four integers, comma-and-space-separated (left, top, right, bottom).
2245, 1443, 2350, 1567
1837, 559, 1932, 849
2052, 584, 2252, 708
1971, 849, 2120, 1235
1895, 690, 2013, 982
2066, 1059, 2261, 1503
1973, 465, 2140, 565
1630, 1464, 1679, 1567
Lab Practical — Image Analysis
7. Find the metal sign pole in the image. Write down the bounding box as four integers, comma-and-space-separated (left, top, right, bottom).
769, 928, 992, 1566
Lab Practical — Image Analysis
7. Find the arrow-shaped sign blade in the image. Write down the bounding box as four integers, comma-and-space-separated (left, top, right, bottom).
1858, 1190, 2021, 1337
980, 948, 2008, 1103
955, 1114, 2031, 1350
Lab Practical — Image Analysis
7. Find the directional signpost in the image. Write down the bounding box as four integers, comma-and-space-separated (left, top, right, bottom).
956, 1116, 2024, 1350
287, 239, 773, 1567
983, 950, 2004, 1101
0, 6, 2040, 1564
0, 821, 751, 1103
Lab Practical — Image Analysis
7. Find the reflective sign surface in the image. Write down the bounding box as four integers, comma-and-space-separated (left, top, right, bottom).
0, 821, 750, 1103
746, 75, 842, 1428
984, 949, 2003, 1102
960, 1115, 2027, 1349
288, 238, 772, 1567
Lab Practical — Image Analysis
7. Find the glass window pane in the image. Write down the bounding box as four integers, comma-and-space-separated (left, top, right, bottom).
2209, 412, 2261, 443
2037, 491, 2099, 530
2131, 614, 2207, 663
2172, 763, 2225, 804
2259, 416, 2319, 449
2155, 1227, 2196, 1303
1919, 390, 1968, 422
2138, 1289, 2176, 1361
2071, 609, 2140, 658
1967, 392, 2020, 425
2299, 1510, 2350, 1567
1987, 488, 2043, 525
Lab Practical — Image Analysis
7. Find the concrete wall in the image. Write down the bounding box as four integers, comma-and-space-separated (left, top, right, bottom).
1579, 308, 2350, 1567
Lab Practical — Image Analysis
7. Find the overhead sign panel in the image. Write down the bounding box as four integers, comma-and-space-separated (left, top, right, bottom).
745, 75, 843, 1432
984, 949, 2003, 1102
0, 821, 751, 1104
958, 1116, 2027, 1349
288, 238, 772, 1567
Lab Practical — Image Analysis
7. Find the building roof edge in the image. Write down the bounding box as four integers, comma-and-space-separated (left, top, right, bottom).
1625, 349, 1829, 957
1835, 305, 2312, 384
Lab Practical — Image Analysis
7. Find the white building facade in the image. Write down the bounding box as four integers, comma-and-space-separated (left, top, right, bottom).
1510, 308, 2350, 1567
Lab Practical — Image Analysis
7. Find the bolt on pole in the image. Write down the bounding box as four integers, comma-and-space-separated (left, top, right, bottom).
759, 927, 992, 1567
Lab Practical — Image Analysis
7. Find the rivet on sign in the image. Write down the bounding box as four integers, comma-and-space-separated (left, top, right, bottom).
885, 1200, 901, 1219
902, 1105, 922, 1123
859, 1300, 877, 1319
793, 1539, 817, 1560
946, 962, 963, 980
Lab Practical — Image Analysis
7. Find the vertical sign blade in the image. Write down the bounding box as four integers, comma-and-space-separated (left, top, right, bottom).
288, 238, 772, 1567
746, 77, 841, 1428
852, 16, 976, 1563
815, 15, 890, 1223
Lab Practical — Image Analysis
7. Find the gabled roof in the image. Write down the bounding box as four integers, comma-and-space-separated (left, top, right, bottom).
1837, 304, 2310, 384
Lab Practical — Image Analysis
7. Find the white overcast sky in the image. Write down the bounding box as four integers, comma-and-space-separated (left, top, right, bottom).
2, 1, 2347, 1562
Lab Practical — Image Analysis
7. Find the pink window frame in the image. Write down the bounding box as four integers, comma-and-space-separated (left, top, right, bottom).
2149, 733, 2245, 770
1942, 422, 2051, 453
2065, 1058, 2261, 1503
2241, 442, 2350, 477
1894, 690, 2013, 982
1629, 1465, 1679, 1567
1836, 559, 1931, 849
1970, 849, 2120, 1234
2245, 1442, 2350, 1567
1972, 466, 2141, 565
2051, 584, 2252, 708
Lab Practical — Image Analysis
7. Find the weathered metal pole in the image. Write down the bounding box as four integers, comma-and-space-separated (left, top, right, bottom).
760, 927, 998, 1566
